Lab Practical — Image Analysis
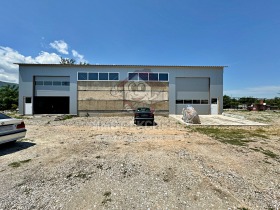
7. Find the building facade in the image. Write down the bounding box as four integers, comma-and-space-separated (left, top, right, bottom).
17, 64, 225, 116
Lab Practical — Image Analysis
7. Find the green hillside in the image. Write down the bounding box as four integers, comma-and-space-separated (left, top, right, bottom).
0, 81, 18, 87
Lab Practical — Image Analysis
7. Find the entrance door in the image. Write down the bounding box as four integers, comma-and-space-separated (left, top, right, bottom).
24, 97, 32, 115
211, 98, 218, 115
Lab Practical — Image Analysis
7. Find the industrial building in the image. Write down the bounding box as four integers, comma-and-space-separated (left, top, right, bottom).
17, 64, 226, 116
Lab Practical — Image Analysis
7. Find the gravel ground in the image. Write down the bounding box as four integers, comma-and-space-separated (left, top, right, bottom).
0, 112, 279, 210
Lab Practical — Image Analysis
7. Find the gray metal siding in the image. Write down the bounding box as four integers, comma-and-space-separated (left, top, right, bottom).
175, 77, 210, 114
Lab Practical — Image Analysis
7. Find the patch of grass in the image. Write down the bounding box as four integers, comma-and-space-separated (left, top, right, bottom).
250, 147, 279, 159
261, 149, 278, 159
191, 127, 268, 146
8, 159, 31, 168
62, 115, 73, 120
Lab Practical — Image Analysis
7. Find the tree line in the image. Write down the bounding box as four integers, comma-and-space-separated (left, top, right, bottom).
223, 95, 280, 109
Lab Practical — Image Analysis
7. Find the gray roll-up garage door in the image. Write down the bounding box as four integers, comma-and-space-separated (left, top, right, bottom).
176, 77, 210, 114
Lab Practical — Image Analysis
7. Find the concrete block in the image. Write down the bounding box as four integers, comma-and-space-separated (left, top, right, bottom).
124, 90, 168, 101
78, 90, 123, 100
78, 81, 124, 91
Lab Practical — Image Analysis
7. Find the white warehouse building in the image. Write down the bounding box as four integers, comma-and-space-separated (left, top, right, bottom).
17, 64, 226, 116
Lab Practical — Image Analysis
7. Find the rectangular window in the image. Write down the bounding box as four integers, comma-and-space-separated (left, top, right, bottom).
78, 72, 88, 80
109, 73, 119, 81
159, 73, 168, 81
88, 73, 98, 80
211, 98, 218, 104
62, 81, 70, 86
149, 73, 158, 81
128, 73, 138, 81
35, 81, 43, 85
201, 100, 209, 104
193, 100, 200, 104
25, 97, 32, 103
139, 73, 149, 81
99, 73, 108, 80
44, 81, 52, 86
53, 81, 62, 86
176, 100, 184, 104
184, 100, 192, 104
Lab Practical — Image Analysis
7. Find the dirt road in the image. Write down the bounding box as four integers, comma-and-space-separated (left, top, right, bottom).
0, 112, 279, 209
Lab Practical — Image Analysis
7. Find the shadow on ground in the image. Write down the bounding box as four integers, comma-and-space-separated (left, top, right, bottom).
0, 141, 36, 156
136, 121, 158, 126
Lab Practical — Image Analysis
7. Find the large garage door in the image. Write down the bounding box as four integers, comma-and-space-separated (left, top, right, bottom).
33, 76, 70, 114
34, 97, 69, 114
176, 77, 210, 114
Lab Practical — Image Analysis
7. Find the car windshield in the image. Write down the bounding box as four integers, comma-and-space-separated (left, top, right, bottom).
0, 113, 11, 119
137, 108, 150, 112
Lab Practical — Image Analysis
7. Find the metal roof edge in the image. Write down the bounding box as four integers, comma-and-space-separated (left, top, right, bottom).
14, 63, 228, 68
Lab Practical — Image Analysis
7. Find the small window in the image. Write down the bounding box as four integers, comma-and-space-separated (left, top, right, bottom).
89, 73, 98, 80
184, 100, 192, 104
176, 100, 184, 104
149, 73, 158, 81
25, 97, 32, 103
159, 73, 168, 81
109, 73, 119, 81
201, 100, 209, 104
139, 73, 149, 81
211, 98, 218, 104
99, 73, 108, 80
44, 81, 52, 86
128, 73, 138, 81
193, 100, 200, 104
78, 72, 88, 80
53, 81, 62, 86
35, 81, 43, 85
62, 81, 70, 86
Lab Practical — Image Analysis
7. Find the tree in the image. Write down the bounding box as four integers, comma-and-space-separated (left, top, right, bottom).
223, 95, 231, 109
0, 85, 18, 110
79, 61, 90, 65
60, 57, 76, 65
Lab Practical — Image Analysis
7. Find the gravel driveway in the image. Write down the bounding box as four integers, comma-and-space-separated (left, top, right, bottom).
0, 114, 279, 209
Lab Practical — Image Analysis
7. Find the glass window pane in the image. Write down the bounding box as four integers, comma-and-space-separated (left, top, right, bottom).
149, 73, 158, 81
35, 81, 43, 85
201, 100, 208, 104
128, 73, 138, 80
62, 81, 70, 86
159, 73, 168, 81
53, 81, 62, 86
89, 73, 98, 80
139, 73, 148, 81
184, 100, 192, 104
193, 100, 200, 104
78, 72, 87, 80
99, 73, 108, 80
109, 73, 119, 80
44, 81, 52, 86
176, 100, 184, 104
211, 98, 218, 104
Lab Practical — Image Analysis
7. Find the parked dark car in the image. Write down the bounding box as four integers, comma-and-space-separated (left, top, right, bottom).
0, 113, 27, 145
134, 107, 154, 125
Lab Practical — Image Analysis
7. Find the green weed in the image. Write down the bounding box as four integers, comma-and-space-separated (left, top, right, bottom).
191, 127, 268, 146
8, 159, 31, 168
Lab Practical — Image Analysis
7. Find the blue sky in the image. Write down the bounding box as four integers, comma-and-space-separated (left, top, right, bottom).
1, 0, 279, 98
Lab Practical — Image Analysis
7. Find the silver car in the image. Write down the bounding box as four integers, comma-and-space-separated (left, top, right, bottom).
0, 113, 27, 145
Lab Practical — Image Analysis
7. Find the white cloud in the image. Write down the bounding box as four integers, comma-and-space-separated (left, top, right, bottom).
72, 50, 87, 63
0, 46, 61, 83
224, 85, 280, 99
50, 40, 69, 54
